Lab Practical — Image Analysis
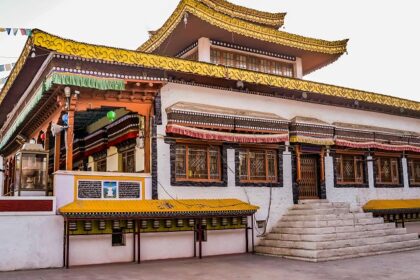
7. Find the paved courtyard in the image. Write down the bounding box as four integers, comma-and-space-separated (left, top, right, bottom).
2, 249, 420, 280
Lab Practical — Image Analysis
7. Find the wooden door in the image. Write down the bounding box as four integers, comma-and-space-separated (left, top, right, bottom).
299, 155, 319, 199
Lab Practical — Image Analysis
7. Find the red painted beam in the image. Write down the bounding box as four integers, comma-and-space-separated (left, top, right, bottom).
0, 200, 53, 212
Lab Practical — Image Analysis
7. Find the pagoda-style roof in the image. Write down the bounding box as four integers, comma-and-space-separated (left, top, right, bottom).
198, 0, 286, 28
137, 0, 348, 74
0, 29, 419, 124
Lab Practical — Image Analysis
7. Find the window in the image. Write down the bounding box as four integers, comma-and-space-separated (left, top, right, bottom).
238, 149, 277, 182
175, 144, 221, 181
121, 149, 135, 173
96, 158, 107, 172
236, 55, 247, 69
375, 156, 400, 185
335, 154, 365, 184
209, 48, 294, 77
408, 158, 420, 185
112, 229, 125, 246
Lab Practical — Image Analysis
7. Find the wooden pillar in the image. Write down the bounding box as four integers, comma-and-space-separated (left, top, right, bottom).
296, 145, 302, 181
66, 110, 75, 171
245, 217, 249, 253
251, 215, 255, 253
133, 220, 136, 262
193, 219, 197, 258
320, 148, 325, 182
198, 220, 203, 259
65, 219, 70, 268
63, 220, 67, 268
137, 219, 141, 264
144, 115, 151, 173
54, 131, 61, 172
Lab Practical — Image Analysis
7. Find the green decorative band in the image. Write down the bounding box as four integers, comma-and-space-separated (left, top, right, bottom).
0, 72, 125, 150
48, 72, 125, 91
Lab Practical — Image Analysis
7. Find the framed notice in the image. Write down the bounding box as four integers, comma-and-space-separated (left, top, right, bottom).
76, 177, 143, 200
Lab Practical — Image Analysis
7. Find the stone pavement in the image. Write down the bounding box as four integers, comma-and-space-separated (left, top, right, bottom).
1, 250, 420, 280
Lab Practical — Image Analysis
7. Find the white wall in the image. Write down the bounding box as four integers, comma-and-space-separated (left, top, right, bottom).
160, 83, 420, 133
158, 82, 420, 230
324, 155, 420, 209
0, 215, 63, 271
69, 229, 246, 266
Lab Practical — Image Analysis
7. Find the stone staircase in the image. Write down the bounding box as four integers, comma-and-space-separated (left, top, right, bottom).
255, 200, 420, 262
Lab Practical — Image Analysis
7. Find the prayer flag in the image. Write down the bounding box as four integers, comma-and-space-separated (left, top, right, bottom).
5, 64, 12, 71
12, 28, 18, 35
20, 28, 26, 35
0, 65, 4, 71
6, 28, 11, 35
26, 29, 32, 36
0, 28, 5, 32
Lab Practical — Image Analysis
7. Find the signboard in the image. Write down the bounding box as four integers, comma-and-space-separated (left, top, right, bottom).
78, 181, 102, 199
77, 179, 142, 199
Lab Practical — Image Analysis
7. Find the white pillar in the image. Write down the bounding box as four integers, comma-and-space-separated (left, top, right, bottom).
295, 57, 303, 79
197, 37, 211, 63
282, 150, 292, 189
324, 154, 334, 190
0, 156, 3, 196
367, 155, 375, 189
227, 148, 236, 188
402, 157, 409, 188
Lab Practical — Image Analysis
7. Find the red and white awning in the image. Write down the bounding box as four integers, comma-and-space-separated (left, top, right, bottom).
335, 139, 420, 153
166, 124, 289, 143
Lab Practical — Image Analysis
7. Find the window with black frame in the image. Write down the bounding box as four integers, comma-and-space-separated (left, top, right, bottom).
175, 143, 221, 182
375, 156, 401, 185
238, 148, 277, 183
408, 157, 420, 186
335, 153, 365, 185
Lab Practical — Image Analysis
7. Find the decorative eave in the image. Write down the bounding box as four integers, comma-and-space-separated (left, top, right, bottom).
0, 29, 419, 115
137, 0, 348, 55
199, 0, 286, 28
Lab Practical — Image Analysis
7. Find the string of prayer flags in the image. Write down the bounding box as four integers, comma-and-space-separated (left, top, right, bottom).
0, 28, 32, 36
0, 63, 16, 72
0, 76, 9, 86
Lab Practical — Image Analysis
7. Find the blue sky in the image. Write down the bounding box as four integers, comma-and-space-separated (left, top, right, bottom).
0, 0, 419, 101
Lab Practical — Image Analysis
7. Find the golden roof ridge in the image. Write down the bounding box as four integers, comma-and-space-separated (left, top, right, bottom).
199, 0, 286, 28
137, 0, 348, 54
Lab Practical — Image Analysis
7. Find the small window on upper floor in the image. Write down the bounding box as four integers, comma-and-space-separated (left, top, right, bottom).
375, 156, 401, 185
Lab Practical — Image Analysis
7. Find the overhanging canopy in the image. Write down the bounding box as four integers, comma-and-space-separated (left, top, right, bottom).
59, 198, 259, 218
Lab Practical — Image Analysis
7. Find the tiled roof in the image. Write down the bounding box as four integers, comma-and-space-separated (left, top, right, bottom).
363, 199, 420, 213
59, 198, 258, 217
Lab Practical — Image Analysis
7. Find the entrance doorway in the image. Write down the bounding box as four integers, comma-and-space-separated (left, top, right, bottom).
298, 154, 320, 199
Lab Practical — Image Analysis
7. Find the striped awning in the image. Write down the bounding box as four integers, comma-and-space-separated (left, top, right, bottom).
166, 124, 289, 143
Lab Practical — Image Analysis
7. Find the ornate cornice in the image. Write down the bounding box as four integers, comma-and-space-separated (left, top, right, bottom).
199, 0, 286, 28
137, 0, 348, 55
1, 30, 419, 115
0, 36, 33, 104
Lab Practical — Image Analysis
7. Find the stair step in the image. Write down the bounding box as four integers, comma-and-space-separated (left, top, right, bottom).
255, 239, 420, 260
298, 199, 329, 205
291, 202, 349, 210
271, 223, 396, 235
287, 208, 350, 216
280, 212, 373, 221
265, 228, 408, 242
259, 246, 420, 262
276, 217, 383, 228
259, 233, 419, 250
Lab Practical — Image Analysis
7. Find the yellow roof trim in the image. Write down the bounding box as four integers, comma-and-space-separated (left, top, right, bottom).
137, 0, 348, 55
363, 199, 420, 211
200, 0, 286, 28
59, 199, 259, 216
0, 30, 419, 113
